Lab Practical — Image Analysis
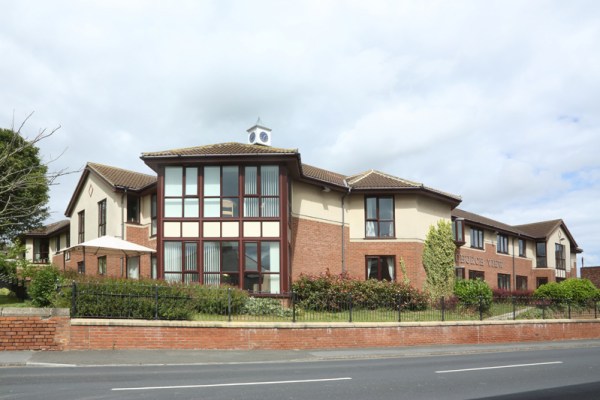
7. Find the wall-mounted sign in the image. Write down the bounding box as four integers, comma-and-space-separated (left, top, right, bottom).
455, 254, 504, 269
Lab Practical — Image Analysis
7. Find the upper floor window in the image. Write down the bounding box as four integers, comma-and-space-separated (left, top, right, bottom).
452, 219, 465, 244
365, 196, 394, 238
55, 235, 61, 253
536, 242, 547, 268
555, 243, 566, 270
518, 238, 526, 257
164, 166, 199, 218
98, 199, 106, 236
497, 234, 508, 254
127, 194, 140, 223
470, 228, 484, 249
151, 194, 157, 236
78, 211, 85, 244
243, 166, 280, 218
366, 256, 394, 281
204, 166, 239, 218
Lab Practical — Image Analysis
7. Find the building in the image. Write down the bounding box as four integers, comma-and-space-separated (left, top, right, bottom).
581, 266, 600, 288
22, 123, 583, 293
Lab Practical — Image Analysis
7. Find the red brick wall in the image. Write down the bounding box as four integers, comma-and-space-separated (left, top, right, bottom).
67, 320, 600, 350
581, 267, 600, 288
0, 309, 70, 351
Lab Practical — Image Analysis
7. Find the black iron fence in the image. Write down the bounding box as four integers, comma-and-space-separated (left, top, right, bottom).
62, 282, 600, 323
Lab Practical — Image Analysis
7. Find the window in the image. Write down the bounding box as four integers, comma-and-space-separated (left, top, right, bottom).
470, 228, 484, 249
452, 219, 465, 244
536, 242, 547, 267
98, 256, 107, 275
497, 234, 508, 254
163, 241, 199, 283
469, 270, 485, 280
33, 239, 49, 264
151, 254, 157, 280
77, 261, 85, 274
555, 243, 566, 270
127, 256, 140, 279
366, 256, 395, 281
98, 199, 107, 236
518, 239, 526, 257
127, 194, 140, 223
243, 166, 280, 218
455, 267, 465, 280
151, 194, 157, 236
203, 241, 239, 286
78, 211, 85, 244
365, 196, 394, 238
202, 166, 238, 218
516, 275, 528, 291
498, 273, 511, 290
55, 235, 61, 254
536, 277, 548, 288
165, 167, 199, 218
243, 242, 281, 293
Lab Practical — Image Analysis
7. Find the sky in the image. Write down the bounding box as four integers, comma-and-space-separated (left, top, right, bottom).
1, 0, 599, 266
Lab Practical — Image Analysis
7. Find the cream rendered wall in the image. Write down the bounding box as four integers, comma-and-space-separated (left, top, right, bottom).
546, 227, 573, 273
291, 181, 344, 226
69, 173, 124, 243
347, 194, 451, 242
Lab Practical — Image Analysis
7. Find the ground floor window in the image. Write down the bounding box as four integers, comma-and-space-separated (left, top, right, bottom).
366, 256, 395, 281
536, 277, 548, 288
455, 267, 465, 280
98, 256, 107, 275
497, 273, 511, 290
77, 261, 85, 274
516, 275, 528, 291
151, 254, 157, 280
162, 239, 282, 293
127, 257, 140, 280
468, 270, 484, 280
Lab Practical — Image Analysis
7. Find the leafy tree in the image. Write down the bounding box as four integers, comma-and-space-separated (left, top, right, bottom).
0, 115, 64, 241
422, 220, 456, 299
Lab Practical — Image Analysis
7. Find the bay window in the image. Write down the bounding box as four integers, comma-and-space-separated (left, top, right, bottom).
165, 166, 199, 218
203, 241, 239, 286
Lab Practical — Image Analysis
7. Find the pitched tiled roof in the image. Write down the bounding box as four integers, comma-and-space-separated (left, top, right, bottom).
301, 164, 348, 187
88, 162, 156, 190
347, 170, 422, 189
452, 209, 530, 237
514, 220, 563, 239
141, 142, 298, 158
25, 220, 70, 237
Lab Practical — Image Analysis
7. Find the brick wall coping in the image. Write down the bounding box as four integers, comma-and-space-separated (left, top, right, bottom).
0, 307, 70, 317
70, 318, 600, 329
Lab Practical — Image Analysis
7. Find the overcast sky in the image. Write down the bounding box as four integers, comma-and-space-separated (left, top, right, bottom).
2, 1, 599, 266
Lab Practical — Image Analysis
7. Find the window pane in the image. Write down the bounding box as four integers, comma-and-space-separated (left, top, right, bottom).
222, 242, 239, 272
164, 242, 182, 273
204, 198, 220, 217
383, 256, 394, 281
536, 242, 546, 256
127, 257, 140, 280
379, 221, 394, 237
165, 198, 182, 218
262, 274, 280, 294
244, 198, 259, 217
204, 166, 220, 196
366, 197, 377, 219
367, 258, 378, 279
379, 197, 393, 220
184, 198, 199, 218
165, 167, 183, 196
244, 273, 260, 292
261, 166, 279, 196
245, 166, 257, 195
261, 198, 279, 217
244, 243, 258, 271
261, 242, 280, 272
222, 198, 239, 217
222, 166, 239, 196
185, 243, 197, 271
203, 242, 220, 285
366, 221, 377, 237
185, 167, 198, 195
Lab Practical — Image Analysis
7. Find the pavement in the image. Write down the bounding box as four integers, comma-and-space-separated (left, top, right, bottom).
2, 339, 600, 367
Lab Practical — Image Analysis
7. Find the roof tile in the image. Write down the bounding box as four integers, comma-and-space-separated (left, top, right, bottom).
88, 163, 156, 190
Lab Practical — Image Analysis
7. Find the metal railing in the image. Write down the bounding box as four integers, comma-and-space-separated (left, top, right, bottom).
62, 282, 600, 322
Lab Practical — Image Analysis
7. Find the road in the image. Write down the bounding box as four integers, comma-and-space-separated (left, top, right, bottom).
2, 346, 600, 399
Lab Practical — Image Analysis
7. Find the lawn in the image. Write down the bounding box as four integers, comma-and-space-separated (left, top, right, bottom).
0, 288, 32, 307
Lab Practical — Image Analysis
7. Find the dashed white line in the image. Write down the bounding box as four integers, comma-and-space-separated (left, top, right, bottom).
112, 377, 353, 391
436, 361, 563, 374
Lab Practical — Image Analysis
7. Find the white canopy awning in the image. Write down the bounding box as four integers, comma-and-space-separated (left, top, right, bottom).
66, 236, 156, 257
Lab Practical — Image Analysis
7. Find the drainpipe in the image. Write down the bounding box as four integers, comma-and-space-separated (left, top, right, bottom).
341, 187, 352, 274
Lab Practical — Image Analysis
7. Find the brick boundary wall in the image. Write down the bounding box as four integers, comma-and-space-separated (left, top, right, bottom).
2, 309, 600, 351
0, 308, 70, 351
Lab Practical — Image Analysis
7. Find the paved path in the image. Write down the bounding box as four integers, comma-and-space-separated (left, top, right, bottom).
2, 339, 600, 367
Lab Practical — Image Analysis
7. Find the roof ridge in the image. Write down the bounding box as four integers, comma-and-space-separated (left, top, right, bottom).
370, 169, 423, 188
87, 162, 156, 179
346, 169, 375, 185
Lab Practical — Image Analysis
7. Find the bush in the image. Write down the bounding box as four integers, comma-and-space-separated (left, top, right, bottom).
190, 285, 248, 315
454, 279, 493, 312
243, 297, 292, 317
29, 265, 62, 307
534, 278, 598, 307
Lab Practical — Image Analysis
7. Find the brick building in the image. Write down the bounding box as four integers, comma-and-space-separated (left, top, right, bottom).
23, 122, 583, 293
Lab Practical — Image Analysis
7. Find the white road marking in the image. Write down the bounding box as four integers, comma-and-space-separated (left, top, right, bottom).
112, 377, 353, 391
436, 361, 563, 374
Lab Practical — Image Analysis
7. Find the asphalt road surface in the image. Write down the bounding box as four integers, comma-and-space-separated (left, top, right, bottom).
2, 346, 600, 399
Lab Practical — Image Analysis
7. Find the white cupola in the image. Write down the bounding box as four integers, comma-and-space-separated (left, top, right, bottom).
247, 118, 272, 146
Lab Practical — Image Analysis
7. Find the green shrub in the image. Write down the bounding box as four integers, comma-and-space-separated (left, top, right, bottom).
453, 279, 493, 312
534, 278, 598, 306
243, 297, 292, 317
29, 265, 62, 307
190, 285, 248, 315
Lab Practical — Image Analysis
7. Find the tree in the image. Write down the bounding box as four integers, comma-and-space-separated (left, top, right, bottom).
0, 113, 64, 241
422, 219, 456, 299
